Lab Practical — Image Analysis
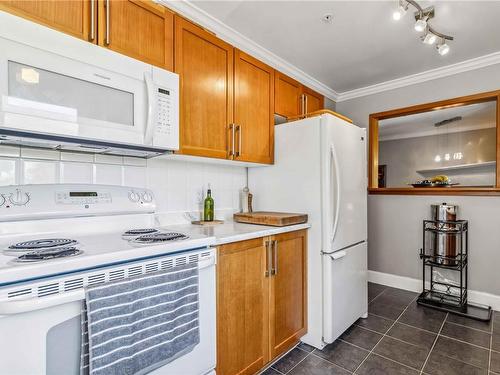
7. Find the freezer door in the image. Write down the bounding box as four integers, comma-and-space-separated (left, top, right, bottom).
322, 241, 368, 343
321, 116, 367, 253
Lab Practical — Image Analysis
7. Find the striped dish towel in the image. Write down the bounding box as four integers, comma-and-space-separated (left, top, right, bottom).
80, 262, 200, 375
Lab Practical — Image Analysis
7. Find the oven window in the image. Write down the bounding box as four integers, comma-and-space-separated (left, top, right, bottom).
8, 61, 134, 126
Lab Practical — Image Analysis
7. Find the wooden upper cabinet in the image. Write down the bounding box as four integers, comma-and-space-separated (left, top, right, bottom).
0, 0, 93, 41
274, 71, 325, 119
274, 71, 302, 118
175, 16, 234, 159
234, 50, 274, 164
269, 230, 307, 358
302, 86, 324, 114
98, 0, 173, 70
217, 238, 269, 375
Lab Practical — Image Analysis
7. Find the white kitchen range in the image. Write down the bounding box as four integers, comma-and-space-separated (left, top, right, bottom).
2, 2, 499, 375
0, 184, 216, 375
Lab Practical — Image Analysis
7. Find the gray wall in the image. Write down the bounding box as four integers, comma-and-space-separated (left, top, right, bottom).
324, 97, 336, 111
336, 63, 500, 296
380, 128, 496, 187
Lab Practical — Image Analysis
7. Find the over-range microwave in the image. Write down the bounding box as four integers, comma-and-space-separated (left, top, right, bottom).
0, 11, 179, 154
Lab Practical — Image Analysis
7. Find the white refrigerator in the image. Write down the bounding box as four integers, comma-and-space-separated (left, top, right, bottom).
249, 113, 368, 349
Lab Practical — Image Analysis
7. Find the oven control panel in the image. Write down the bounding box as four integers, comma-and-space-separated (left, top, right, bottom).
0, 184, 156, 222
56, 191, 112, 205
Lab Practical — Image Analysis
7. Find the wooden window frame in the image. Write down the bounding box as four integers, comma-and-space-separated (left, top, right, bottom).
368, 90, 500, 196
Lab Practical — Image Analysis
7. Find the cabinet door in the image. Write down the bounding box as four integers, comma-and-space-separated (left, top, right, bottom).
175, 16, 233, 159
269, 230, 307, 359
302, 87, 324, 114
234, 50, 274, 164
0, 0, 93, 41
217, 238, 270, 375
274, 71, 301, 118
98, 0, 173, 70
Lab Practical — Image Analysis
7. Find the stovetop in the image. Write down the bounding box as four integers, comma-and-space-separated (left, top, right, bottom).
0, 225, 214, 285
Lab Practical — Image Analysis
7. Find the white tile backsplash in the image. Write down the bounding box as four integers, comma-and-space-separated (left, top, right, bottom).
0, 145, 20, 158
20, 148, 60, 160
1, 148, 247, 214
0, 159, 17, 186
22, 160, 58, 184
94, 164, 123, 185
94, 154, 123, 165
60, 162, 93, 184
123, 166, 147, 188
60, 152, 94, 163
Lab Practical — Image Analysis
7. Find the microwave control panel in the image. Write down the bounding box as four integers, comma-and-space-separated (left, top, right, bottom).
156, 87, 172, 136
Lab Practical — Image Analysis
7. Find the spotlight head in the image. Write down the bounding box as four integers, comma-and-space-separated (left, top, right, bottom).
437, 39, 450, 55
393, 0, 408, 21
422, 30, 437, 45
414, 18, 427, 32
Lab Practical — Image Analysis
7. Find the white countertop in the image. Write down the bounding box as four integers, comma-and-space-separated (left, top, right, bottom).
159, 221, 311, 246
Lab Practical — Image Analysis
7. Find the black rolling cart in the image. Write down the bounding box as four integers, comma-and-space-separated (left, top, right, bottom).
417, 218, 492, 321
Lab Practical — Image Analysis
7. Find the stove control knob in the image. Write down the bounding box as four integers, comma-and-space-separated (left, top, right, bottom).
9, 189, 30, 206
128, 191, 140, 202
142, 191, 153, 203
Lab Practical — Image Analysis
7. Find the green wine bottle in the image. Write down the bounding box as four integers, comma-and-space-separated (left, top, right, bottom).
203, 185, 214, 221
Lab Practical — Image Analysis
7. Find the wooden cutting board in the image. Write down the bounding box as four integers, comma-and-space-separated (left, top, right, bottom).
233, 211, 308, 227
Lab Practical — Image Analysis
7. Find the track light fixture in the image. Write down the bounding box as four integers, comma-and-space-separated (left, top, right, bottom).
392, 0, 454, 56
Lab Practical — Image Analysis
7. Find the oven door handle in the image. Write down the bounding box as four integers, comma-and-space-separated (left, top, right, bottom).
0, 254, 216, 315
0, 289, 84, 315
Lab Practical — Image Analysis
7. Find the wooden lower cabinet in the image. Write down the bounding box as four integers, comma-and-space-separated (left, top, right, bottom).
217, 230, 308, 375
269, 230, 308, 359
217, 237, 269, 375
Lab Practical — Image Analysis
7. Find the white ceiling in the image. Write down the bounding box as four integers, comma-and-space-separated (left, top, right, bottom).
379, 101, 497, 140
191, 1, 500, 93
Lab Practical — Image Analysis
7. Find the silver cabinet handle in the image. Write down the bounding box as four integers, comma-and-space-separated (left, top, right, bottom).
235, 124, 242, 157
228, 123, 235, 157
271, 240, 278, 275
265, 240, 272, 277
300, 94, 306, 116
90, 0, 96, 41
304, 94, 308, 115
105, 0, 110, 45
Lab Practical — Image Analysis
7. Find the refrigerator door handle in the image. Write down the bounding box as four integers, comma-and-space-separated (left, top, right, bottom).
328, 250, 347, 260
330, 144, 341, 243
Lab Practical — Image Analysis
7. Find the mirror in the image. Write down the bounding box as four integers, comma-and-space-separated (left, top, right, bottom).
378, 101, 497, 188
368, 91, 500, 194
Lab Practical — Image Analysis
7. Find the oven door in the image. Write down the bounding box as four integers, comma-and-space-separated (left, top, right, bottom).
0, 36, 148, 145
0, 250, 216, 375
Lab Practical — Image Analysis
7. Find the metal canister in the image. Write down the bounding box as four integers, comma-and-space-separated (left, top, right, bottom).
431, 203, 459, 265
431, 203, 457, 222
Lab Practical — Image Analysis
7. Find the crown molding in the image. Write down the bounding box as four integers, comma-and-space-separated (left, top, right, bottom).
160, 1, 500, 105
160, 0, 339, 101
336, 51, 500, 102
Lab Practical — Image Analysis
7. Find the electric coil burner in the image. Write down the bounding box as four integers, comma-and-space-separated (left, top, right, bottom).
131, 232, 189, 244
8, 238, 78, 251
122, 228, 159, 238
15, 247, 82, 263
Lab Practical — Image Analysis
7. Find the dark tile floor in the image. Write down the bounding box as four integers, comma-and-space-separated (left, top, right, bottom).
261, 283, 500, 375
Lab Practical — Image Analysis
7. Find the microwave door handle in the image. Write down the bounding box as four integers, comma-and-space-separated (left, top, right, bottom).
0, 289, 85, 315
144, 71, 155, 145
